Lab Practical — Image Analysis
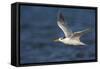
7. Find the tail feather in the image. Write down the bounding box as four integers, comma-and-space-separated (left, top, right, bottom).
80, 42, 86, 45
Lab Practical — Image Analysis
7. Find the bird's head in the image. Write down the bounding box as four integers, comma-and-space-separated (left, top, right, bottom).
54, 37, 63, 42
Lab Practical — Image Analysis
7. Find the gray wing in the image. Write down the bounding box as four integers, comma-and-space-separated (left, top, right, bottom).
57, 13, 72, 37
71, 28, 90, 41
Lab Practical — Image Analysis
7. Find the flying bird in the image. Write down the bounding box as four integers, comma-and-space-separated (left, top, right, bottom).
54, 12, 90, 45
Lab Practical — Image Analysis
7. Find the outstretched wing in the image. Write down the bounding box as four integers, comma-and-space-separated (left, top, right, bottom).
57, 12, 72, 37
71, 28, 90, 41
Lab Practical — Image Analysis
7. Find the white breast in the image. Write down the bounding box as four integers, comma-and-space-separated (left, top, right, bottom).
60, 38, 85, 45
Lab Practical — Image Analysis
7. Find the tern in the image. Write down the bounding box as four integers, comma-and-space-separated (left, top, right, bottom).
54, 12, 90, 45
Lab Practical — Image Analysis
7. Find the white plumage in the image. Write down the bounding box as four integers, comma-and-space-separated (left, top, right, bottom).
54, 12, 90, 45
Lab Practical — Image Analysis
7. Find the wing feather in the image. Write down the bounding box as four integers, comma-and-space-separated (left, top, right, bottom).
57, 13, 72, 37
71, 28, 90, 41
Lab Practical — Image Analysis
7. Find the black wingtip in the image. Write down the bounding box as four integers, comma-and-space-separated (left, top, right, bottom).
57, 10, 64, 22
60, 13, 64, 19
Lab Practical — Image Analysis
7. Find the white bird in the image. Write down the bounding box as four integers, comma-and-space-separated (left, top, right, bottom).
54, 12, 90, 45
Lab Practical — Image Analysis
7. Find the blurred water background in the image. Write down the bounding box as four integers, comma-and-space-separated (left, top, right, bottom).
20, 5, 96, 64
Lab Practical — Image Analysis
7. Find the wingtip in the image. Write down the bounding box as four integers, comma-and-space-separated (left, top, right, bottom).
57, 10, 63, 18
58, 11, 64, 22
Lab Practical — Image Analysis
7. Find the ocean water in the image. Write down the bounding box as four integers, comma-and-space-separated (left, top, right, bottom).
20, 5, 96, 64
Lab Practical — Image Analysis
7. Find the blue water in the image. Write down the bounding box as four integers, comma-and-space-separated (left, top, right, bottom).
20, 5, 96, 64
